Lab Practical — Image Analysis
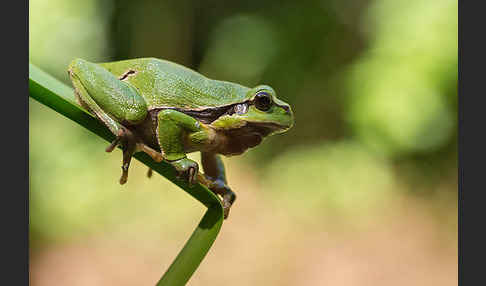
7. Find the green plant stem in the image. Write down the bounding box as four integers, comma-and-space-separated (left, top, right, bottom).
29, 63, 224, 286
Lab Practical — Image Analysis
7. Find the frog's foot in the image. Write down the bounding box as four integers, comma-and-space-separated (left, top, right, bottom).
202, 176, 236, 219
169, 158, 199, 186
105, 127, 163, 185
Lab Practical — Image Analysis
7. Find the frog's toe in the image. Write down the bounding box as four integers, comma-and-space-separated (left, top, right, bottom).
119, 162, 130, 184
223, 206, 231, 220
221, 188, 236, 219
119, 145, 135, 185
106, 133, 123, 153
204, 177, 236, 219
106, 127, 133, 153
103, 127, 150, 185
171, 158, 199, 187
187, 165, 198, 185
107, 128, 137, 185
182, 164, 198, 187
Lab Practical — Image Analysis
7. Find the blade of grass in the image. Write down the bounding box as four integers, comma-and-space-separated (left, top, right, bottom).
29, 63, 224, 286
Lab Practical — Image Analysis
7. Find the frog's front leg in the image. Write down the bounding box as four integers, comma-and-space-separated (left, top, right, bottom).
156, 109, 207, 185
68, 59, 163, 184
201, 152, 236, 219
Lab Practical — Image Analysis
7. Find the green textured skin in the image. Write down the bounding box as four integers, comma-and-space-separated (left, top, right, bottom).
99, 58, 252, 109
69, 59, 148, 125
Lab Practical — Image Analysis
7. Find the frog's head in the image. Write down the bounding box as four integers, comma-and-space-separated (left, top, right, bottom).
239, 85, 294, 135
212, 85, 294, 131
210, 85, 294, 155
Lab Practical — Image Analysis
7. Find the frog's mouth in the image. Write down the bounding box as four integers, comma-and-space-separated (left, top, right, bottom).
246, 122, 287, 137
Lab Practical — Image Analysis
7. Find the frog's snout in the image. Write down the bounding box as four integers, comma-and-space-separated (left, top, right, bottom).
281, 104, 294, 130
281, 104, 292, 115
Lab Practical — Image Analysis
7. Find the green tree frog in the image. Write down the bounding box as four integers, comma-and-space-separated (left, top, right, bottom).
68, 58, 294, 218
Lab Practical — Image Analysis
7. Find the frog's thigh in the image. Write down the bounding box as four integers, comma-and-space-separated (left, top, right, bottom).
156, 109, 204, 161
70, 76, 122, 135
69, 59, 147, 134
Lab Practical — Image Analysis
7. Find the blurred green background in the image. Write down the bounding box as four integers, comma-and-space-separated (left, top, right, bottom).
29, 0, 457, 285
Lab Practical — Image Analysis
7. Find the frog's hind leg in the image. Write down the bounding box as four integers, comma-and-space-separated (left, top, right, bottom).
104, 127, 163, 184
105, 128, 162, 184
68, 59, 162, 184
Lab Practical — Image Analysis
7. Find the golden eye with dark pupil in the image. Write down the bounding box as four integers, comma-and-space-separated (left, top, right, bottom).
254, 92, 272, 111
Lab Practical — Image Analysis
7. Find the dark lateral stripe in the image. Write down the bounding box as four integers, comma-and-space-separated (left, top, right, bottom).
152, 103, 239, 124
151, 99, 288, 123
177, 105, 234, 124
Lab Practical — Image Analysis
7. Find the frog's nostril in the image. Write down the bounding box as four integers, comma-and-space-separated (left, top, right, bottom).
281, 105, 291, 115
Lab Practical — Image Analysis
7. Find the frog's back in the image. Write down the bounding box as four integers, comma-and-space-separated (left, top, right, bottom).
100, 58, 250, 109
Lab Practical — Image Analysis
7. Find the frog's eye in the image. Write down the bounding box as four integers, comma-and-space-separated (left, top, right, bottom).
254, 92, 273, 112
